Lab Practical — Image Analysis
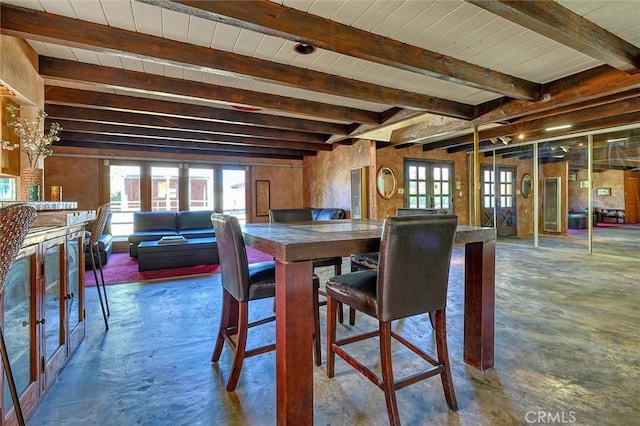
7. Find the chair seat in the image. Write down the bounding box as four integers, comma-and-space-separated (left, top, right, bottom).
247, 261, 277, 300
326, 270, 377, 316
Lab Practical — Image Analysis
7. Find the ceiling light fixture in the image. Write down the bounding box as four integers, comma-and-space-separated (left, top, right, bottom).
499, 136, 511, 145
606, 137, 628, 143
232, 105, 262, 112
545, 124, 572, 131
294, 43, 316, 55
518, 133, 524, 140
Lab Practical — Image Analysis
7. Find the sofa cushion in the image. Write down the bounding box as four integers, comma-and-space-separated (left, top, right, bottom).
312, 208, 346, 221
177, 210, 215, 231
133, 211, 178, 232
179, 229, 216, 239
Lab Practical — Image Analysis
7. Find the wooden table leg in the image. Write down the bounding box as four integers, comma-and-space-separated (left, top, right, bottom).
463, 240, 495, 370
275, 260, 314, 425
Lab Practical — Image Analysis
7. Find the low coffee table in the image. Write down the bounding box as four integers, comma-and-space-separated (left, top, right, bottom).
137, 237, 219, 272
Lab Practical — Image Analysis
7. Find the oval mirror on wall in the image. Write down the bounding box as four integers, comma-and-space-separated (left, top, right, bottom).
376, 166, 397, 199
521, 173, 532, 198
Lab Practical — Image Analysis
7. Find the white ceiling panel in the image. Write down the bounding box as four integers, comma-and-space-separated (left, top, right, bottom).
186, 15, 216, 48
161, 7, 190, 43
100, 0, 135, 31
131, 0, 162, 37
68, 0, 108, 25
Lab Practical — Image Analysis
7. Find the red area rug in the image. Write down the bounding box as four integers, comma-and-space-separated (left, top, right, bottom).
85, 247, 273, 286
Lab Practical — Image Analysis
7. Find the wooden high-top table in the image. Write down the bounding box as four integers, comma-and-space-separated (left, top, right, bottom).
242, 219, 496, 425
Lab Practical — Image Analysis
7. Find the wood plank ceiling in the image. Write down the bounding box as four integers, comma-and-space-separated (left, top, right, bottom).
0, 0, 639, 164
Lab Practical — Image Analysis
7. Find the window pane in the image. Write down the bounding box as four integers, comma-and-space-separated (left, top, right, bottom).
418, 181, 427, 195
442, 182, 449, 195
418, 167, 426, 180
409, 196, 417, 208
433, 181, 440, 195
110, 165, 141, 237
188, 168, 214, 210
418, 196, 426, 208
223, 169, 246, 221
409, 166, 417, 179
409, 181, 417, 195
151, 167, 179, 211
442, 168, 449, 180
433, 167, 441, 180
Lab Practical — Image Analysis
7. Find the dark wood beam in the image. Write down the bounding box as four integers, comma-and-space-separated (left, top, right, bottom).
438, 97, 640, 148
45, 87, 349, 135
45, 104, 328, 144
39, 58, 379, 124
145, 0, 540, 100
59, 132, 316, 158
392, 66, 640, 145
55, 140, 303, 160
442, 111, 640, 153
51, 119, 332, 152
1, 4, 473, 118
467, 0, 640, 74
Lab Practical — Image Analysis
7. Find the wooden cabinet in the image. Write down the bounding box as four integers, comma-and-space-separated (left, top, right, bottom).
1, 225, 86, 425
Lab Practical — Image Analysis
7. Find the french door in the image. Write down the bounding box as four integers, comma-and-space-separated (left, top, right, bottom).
404, 160, 453, 212
481, 165, 517, 236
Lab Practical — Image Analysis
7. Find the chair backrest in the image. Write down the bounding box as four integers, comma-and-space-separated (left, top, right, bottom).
211, 213, 252, 302
0, 203, 37, 290
377, 215, 458, 322
269, 208, 313, 223
396, 208, 438, 216
89, 202, 111, 246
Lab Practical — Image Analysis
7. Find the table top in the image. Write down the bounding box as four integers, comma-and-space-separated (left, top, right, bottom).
242, 219, 495, 262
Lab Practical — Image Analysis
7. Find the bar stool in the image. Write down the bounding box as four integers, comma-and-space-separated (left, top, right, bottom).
210, 213, 322, 391
86, 202, 111, 330
0, 203, 37, 426
349, 208, 445, 327
269, 208, 347, 326
326, 215, 459, 426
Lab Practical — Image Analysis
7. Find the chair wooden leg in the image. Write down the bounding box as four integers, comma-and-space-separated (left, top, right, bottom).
212, 290, 237, 362
349, 307, 356, 325
89, 246, 109, 330
313, 286, 321, 366
428, 311, 435, 329
226, 301, 249, 392
325, 294, 337, 378
435, 310, 458, 411
380, 321, 401, 426
0, 327, 25, 426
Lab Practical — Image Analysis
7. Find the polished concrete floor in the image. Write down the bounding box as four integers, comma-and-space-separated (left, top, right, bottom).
27, 239, 639, 425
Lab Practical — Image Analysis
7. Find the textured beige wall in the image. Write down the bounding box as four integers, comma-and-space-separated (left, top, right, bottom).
0, 35, 43, 107
249, 164, 303, 223
303, 139, 375, 217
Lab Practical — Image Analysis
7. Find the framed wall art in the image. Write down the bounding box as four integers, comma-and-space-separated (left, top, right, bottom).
256, 180, 270, 216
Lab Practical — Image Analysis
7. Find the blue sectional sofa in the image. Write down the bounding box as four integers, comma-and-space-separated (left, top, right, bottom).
128, 210, 216, 257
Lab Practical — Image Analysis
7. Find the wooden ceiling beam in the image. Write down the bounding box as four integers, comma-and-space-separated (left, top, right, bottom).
467, 0, 640, 74
146, 0, 540, 100
45, 104, 327, 144
51, 119, 332, 152
59, 132, 316, 157
55, 140, 304, 160
442, 111, 640, 153
44, 87, 348, 135
392, 66, 640, 145
40, 58, 379, 125
1, 4, 473, 118
438, 97, 640, 148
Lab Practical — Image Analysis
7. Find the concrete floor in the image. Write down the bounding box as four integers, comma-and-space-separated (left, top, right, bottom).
27, 239, 639, 426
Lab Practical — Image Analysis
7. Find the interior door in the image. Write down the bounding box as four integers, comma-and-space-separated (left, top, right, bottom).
404, 160, 453, 212
481, 165, 517, 236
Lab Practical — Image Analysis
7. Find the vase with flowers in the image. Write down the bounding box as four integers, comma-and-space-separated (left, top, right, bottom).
1, 104, 62, 200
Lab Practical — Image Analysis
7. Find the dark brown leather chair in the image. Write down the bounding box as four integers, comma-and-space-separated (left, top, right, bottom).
87, 202, 111, 330
269, 208, 346, 325
0, 203, 37, 426
210, 213, 321, 391
326, 215, 459, 426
